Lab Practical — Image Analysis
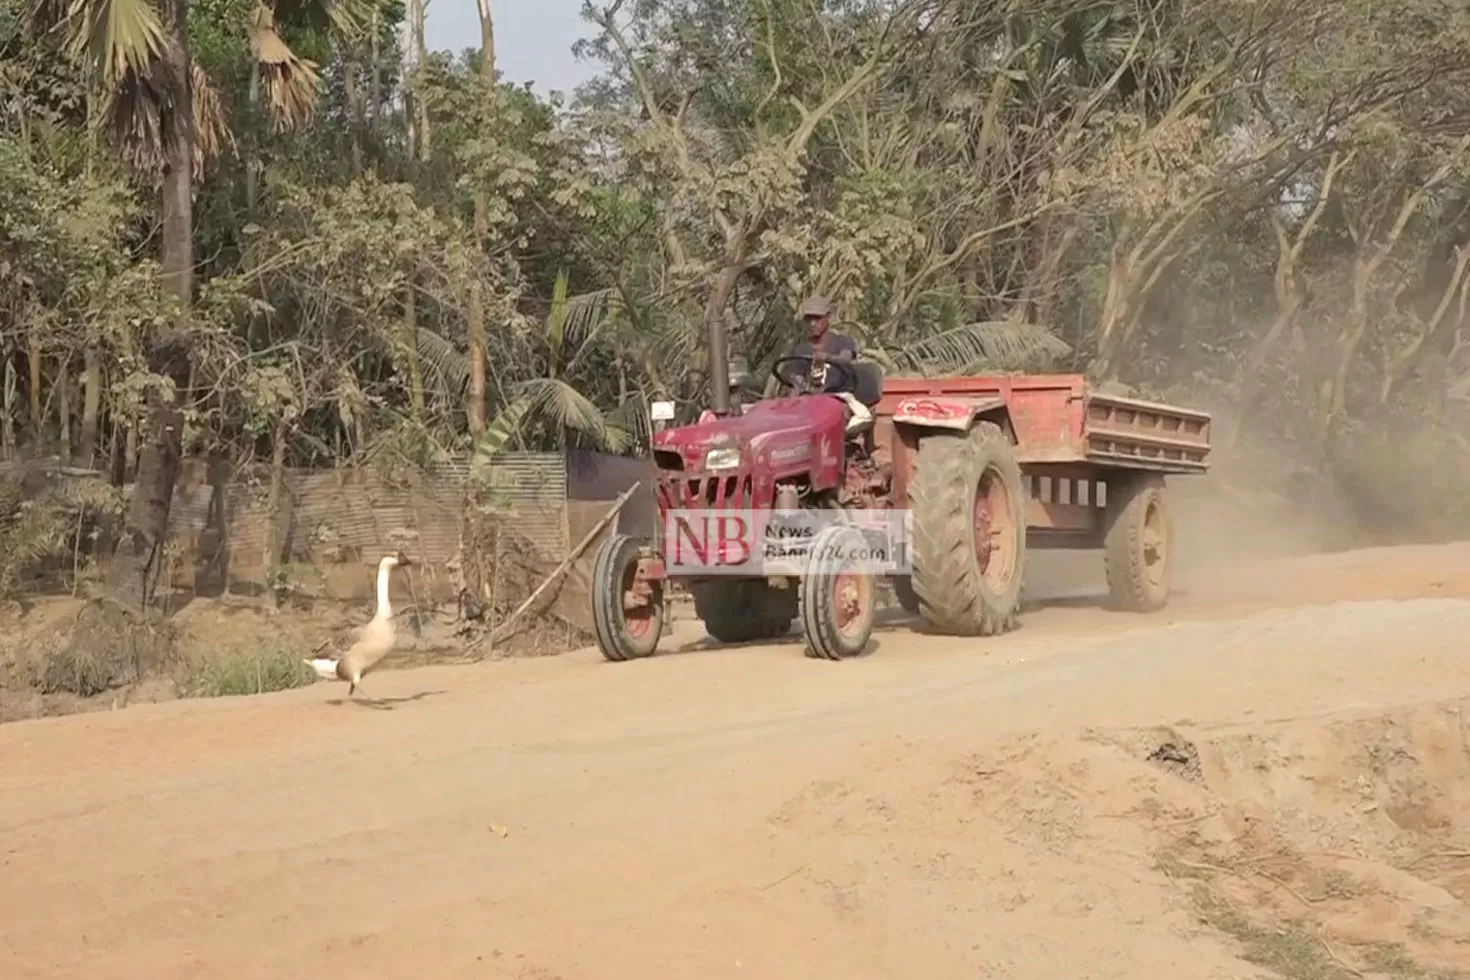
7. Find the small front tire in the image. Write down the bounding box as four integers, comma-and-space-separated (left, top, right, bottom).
801, 525, 876, 661
592, 533, 664, 661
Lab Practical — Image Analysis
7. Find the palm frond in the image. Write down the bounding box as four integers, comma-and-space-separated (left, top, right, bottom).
520, 376, 610, 442
472, 376, 624, 467
275, 0, 377, 38
609, 394, 652, 449
472, 392, 532, 471
563, 288, 614, 342
42, 0, 168, 87
542, 270, 615, 371
879, 321, 1071, 376
250, 2, 321, 131
415, 327, 470, 401
190, 61, 234, 169
597, 420, 634, 454
105, 59, 180, 173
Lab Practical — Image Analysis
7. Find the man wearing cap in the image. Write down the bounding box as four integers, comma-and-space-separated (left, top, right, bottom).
791, 294, 858, 389
789, 294, 872, 435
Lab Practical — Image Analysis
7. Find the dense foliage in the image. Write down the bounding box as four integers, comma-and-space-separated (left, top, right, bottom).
3, 0, 1470, 599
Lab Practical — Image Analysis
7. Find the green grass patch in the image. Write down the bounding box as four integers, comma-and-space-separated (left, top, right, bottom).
175, 642, 317, 698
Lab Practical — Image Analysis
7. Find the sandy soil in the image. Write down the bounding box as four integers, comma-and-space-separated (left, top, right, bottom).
5, 541, 1470, 979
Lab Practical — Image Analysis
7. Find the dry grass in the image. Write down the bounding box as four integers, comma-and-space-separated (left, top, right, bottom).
1171, 856, 1469, 980
1187, 882, 1359, 980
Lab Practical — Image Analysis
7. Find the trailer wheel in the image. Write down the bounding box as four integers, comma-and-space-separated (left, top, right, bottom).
1103, 473, 1171, 612
592, 533, 664, 662
801, 525, 876, 660
907, 421, 1026, 636
693, 580, 797, 643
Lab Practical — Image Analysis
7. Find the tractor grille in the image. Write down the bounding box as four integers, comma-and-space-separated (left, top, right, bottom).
655, 472, 754, 511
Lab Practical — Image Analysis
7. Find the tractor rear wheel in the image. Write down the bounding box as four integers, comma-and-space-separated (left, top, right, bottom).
906, 421, 1026, 636
693, 579, 797, 644
890, 575, 921, 616
1103, 473, 1171, 612
592, 533, 664, 662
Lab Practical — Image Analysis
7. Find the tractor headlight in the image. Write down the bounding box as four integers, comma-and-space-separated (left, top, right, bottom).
704, 448, 743, 471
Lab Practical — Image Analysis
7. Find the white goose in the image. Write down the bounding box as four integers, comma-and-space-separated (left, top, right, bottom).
306, 551, 412, 697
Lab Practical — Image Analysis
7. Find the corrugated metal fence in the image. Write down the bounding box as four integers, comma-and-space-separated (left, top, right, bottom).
162, 450, 652, 630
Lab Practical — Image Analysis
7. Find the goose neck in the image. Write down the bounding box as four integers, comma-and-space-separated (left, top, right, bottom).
375, 562, 393, 619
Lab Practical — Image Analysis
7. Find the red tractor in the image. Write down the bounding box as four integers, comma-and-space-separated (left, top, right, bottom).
591, 342, 1211, 662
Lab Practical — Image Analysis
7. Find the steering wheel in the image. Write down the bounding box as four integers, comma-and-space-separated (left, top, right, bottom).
770, 354, 856, 395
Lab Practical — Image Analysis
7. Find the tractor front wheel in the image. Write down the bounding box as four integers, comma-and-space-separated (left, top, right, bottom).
801, 524, 876, 660
592, 534, 664, 662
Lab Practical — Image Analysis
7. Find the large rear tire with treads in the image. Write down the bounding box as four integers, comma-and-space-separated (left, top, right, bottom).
906, 422, 1026, 636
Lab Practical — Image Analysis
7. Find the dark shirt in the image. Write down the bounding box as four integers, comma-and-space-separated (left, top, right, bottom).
792, 334, 859, 393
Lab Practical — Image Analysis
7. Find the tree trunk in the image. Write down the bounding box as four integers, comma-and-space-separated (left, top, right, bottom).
368, 8, 381, 137
57, 356, 71, 460
1093, 246, 1132, 376
465, 0, 496, 440
466, 278, 486, 438
476, 0, 496, 72
109, 0, 194, 612
114, 378, 186, 611
413, 0, 430, 158
80, 345, 101, 465
404, 281, 425, 422
1, 359, 14, 460
404, 0, 427, 161
245, 58, 262, 213
262, 417, 291, 569
159, 16, 193, 305
688, 235, 747, 407
346, 59, 364, 173
27, 327, 42, 437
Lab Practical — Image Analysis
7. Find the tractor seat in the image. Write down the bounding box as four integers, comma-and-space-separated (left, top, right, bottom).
849, 360, 884, 407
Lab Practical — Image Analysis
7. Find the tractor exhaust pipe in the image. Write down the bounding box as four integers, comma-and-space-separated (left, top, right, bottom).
707, 308, 731, 417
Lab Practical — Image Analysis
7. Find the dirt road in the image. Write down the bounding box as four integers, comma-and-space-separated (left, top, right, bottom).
5, 543, 1470, 979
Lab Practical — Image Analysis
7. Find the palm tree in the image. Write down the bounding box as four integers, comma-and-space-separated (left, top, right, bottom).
472, 271, 632, 469
26, 0, 378, 609
31, 0, 376, 297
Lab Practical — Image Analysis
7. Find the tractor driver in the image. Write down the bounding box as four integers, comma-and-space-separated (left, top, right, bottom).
790, 294, 872, 436
792, 294, 858, 390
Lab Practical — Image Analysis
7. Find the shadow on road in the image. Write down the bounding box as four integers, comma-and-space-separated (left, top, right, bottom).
326, 689, 447, 710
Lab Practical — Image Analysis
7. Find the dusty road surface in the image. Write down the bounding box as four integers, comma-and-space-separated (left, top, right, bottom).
6, 542, 1470, 979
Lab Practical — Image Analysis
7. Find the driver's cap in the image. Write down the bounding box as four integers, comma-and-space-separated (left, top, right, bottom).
798, 294, 831, 319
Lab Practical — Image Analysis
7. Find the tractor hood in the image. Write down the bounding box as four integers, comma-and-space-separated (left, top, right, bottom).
652, 396, 847, 472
